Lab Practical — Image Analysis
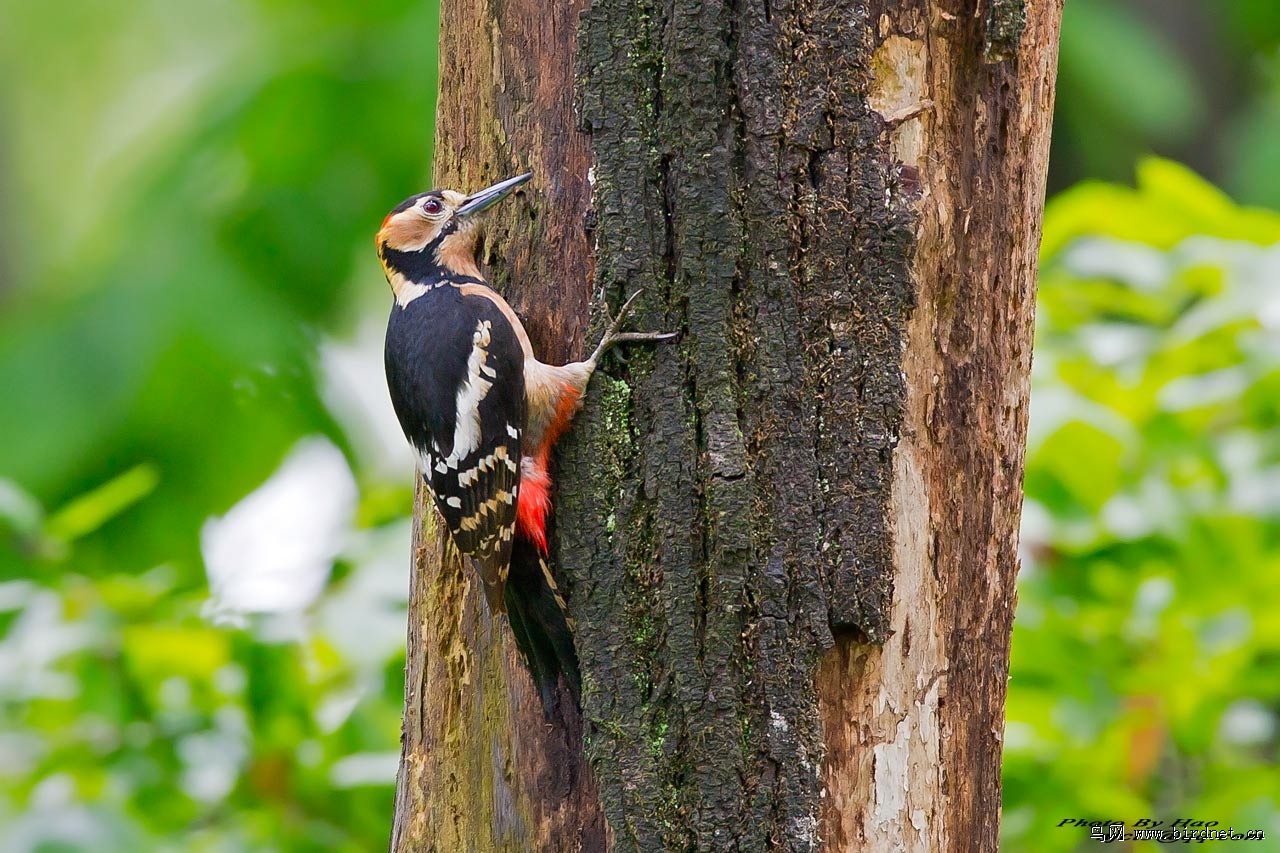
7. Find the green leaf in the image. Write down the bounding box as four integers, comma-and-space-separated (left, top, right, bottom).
1033, 421, 1126, 512
1041, 159, 1280, 258
122, 624, 231, 682
45, 464, 160, 542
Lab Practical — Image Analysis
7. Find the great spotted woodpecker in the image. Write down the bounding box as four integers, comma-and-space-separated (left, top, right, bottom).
376, 172, 672, 707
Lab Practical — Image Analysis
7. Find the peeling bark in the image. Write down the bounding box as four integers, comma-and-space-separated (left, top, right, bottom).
813, 4, 1061, 850
391, 1, 1062, 851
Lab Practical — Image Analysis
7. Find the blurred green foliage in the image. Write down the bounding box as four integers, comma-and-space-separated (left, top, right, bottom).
0, 0, 436, 849
1004, 159, 1280, 849
1053, 0, 1280, 208
1, 0, 1278, 850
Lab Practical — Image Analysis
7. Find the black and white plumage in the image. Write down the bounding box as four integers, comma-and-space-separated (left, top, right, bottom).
385, 285, 525, 607
375, 173, 673, 711
376, 173, 583, 710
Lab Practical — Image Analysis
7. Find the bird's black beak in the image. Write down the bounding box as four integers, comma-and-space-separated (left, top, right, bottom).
455, 172, 533, 217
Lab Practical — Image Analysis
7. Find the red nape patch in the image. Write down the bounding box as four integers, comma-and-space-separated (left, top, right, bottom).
516, 456, 552, 554
381, 211, 394, 229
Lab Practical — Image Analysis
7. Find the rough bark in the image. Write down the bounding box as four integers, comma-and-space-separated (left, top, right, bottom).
389, 1, 606, 851
392, 1, 1061, 851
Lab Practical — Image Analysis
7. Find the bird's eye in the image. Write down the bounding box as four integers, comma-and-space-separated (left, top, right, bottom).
423, 198, 443, 215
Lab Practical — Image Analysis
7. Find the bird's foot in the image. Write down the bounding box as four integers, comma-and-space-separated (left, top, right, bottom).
588, 289, 678, 365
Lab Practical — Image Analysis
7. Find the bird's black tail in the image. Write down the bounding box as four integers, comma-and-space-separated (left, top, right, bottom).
503, 540, 580, 716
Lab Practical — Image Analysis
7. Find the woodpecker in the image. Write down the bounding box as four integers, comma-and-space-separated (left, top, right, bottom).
376, 172, 672, 707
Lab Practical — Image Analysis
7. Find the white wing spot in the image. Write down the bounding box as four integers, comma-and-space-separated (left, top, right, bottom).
443, 320, 495, 468
446, 496, 462, 509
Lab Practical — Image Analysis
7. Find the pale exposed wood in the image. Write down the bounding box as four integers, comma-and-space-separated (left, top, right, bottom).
817, 3, 1063, 850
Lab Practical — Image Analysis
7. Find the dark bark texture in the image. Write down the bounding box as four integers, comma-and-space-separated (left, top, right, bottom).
391, 0, 1062, 851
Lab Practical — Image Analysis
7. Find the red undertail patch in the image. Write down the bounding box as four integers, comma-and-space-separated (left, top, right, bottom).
514, 382, 584, 555
516, 455, 552, 554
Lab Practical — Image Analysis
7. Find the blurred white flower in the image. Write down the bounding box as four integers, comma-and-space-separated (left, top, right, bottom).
320, 319, 416, 482
1062, 237, 1169, 291
1124, 575, 1174, 641
201, 437, 357, 615
329, 751, 401, 788
1218, 699, 1277, 748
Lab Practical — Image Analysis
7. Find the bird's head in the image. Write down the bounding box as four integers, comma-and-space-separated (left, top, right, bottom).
376, 172, 532, 291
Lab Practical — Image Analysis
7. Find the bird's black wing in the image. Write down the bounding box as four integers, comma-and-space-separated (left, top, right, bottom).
385, 286, 525, 606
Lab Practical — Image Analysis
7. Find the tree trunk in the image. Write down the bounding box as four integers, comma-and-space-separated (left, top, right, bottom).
390, 1, 1062, 851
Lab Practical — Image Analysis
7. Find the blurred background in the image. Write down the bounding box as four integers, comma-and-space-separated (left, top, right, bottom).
0, 0, 1276, 850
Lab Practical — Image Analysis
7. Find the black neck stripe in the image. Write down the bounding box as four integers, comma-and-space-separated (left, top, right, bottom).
381, 227, 456, 283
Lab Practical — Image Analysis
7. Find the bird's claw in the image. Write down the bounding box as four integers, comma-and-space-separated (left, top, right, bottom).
589, 289, 678, 365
